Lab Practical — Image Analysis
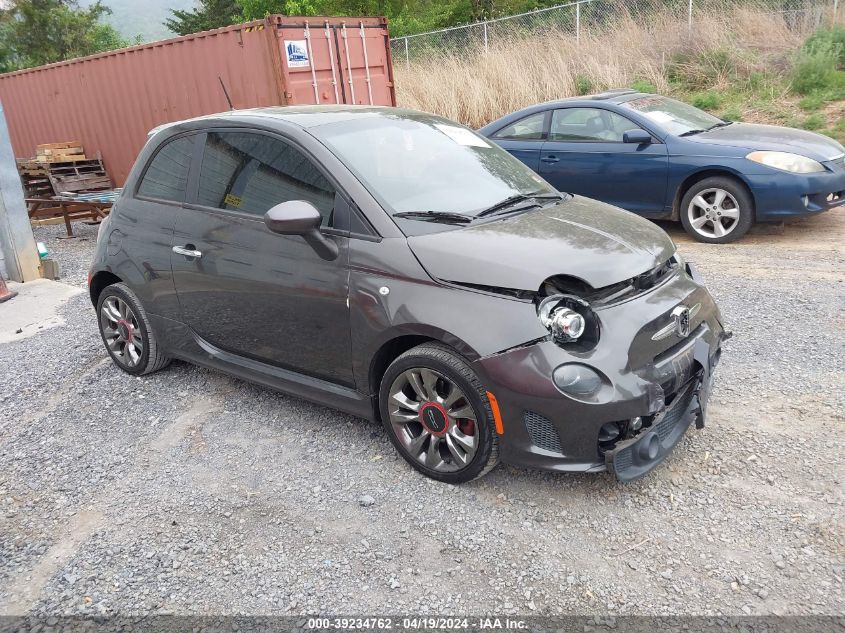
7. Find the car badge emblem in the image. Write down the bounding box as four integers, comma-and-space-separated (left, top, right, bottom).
652, 303, 701, 341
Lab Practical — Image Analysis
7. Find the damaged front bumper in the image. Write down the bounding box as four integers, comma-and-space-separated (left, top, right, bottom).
473, 265, 729, 481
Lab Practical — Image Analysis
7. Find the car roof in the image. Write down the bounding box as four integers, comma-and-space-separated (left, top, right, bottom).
538, 89, 649, 108
148, 105, 430, 136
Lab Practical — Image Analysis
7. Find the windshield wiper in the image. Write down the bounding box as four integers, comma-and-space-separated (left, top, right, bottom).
476, 191, 562, 218
392, 211, 472, 224
707, 121, 733, 130
678, 128, 706, 137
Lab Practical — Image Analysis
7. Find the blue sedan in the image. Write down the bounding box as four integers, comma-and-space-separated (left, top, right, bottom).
479, 90, 845, 243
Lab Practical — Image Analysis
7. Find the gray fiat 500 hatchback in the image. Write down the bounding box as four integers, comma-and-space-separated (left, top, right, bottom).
89, 106, 728, 483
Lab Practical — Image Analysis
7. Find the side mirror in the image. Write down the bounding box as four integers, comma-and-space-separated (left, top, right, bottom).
623, 129, 652, 144
263, 200, 338, 261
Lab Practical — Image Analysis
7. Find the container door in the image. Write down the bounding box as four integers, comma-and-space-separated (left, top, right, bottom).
334, 21, 395, 106
276, 23, 344, 105
275, 19, 395, 106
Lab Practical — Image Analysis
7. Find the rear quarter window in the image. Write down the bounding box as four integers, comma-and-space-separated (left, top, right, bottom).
136, 135, 194, 203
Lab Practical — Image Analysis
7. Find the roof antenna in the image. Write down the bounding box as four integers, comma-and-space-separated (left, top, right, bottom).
218, 76, 234, 110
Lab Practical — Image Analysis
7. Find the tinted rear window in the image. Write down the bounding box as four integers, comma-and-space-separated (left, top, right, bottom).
137, 135, 193, 203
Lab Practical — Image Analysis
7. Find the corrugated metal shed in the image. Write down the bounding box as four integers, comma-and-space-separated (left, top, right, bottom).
0, 16, 396, 186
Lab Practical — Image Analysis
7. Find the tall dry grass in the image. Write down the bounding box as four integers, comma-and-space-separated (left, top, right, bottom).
394, 2, 827, 128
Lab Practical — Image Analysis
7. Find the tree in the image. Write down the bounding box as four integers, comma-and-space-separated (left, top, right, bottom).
0, 0, 132, 71
164, 0, 241, 36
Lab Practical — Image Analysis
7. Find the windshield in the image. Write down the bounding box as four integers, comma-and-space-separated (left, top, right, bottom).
311, 113, 555, 234
620, 95, 723, 136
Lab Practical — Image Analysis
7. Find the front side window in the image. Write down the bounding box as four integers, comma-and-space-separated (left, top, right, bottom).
549, 108, 640, 142
196, 131, 336, 225
137, 135, 194, 202
493, 112, 547, 140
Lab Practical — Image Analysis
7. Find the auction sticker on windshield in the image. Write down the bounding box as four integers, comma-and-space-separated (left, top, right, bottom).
434, 124, 491, 148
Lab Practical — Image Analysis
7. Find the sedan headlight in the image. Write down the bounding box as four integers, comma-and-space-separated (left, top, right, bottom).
746, 150, 825, 174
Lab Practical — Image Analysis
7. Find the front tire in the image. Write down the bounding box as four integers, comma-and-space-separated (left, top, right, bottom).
379, 343, 500, 483
97, 283, 170, 376
680, 176, 753, 244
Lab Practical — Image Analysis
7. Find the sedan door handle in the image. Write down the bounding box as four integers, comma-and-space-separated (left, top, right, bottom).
540, 155, 560, 163
172, 245, 202, 258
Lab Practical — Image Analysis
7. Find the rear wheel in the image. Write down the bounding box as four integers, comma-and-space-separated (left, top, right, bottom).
379, 343, 499, 483
97, 283, 170, 376
680, 176, 753, 243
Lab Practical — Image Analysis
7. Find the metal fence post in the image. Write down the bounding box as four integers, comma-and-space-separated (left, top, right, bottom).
483, 22, 489, 52
404, 37, 409, 68
576, 2, 581, 43
688, 0, 693, 33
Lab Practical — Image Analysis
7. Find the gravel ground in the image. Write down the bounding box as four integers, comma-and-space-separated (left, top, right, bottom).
1, 214, 843, 618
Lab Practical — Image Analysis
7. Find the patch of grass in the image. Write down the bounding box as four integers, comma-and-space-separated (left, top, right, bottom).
575, 75, 593, 96
630, 79, 657, 93
720, 108, 744, 122
799, 94, 825, 110
800, 113, 826, 130
691, 91, 722, 110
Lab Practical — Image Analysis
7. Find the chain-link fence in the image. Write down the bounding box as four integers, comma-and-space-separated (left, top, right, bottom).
390, 0, 838, 65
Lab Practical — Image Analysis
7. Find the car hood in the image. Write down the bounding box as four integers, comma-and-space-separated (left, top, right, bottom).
407, 196, 676, 292
690, 122, 845, 161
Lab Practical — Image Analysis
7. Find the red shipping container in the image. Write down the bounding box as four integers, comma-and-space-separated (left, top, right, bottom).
0, 15, 396, 186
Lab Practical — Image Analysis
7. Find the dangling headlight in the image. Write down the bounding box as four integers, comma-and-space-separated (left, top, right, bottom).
537, 294, 598, 347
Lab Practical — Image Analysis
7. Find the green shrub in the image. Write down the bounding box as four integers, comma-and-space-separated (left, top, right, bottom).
801, 113, 826, 130
575, 75, 593, 96
791, 41, 843, 95
691, 91, 722, 110
803, 25, 845, 67
630, 79, 657, 93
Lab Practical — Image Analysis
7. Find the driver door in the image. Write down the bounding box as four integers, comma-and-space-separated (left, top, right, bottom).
538, 107, 669, 216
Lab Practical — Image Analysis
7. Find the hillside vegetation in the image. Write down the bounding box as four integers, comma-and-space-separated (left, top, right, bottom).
395, 2, 845, 144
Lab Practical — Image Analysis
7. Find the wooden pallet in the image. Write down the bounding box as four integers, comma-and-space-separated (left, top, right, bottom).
17, 152, 112, 196
35, 141, 87, 163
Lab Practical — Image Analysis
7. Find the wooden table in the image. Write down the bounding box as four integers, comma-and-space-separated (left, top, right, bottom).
26, 197, 113, 238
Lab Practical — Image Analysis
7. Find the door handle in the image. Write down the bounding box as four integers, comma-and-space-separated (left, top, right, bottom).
540, 155, 559, 163
172, 245, 202, 258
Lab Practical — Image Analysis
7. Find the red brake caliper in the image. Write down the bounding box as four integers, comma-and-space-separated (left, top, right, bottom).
457, 419, 475, 435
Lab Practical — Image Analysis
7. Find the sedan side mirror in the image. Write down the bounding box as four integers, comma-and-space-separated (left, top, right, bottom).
623, 129, 652, 144
264, 200, 338, 261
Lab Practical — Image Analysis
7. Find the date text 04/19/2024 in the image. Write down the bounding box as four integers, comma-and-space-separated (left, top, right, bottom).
305, 617, 528, 630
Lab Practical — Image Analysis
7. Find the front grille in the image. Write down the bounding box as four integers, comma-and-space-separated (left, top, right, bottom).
653, 385, 695, 441
524, 411, 563, 453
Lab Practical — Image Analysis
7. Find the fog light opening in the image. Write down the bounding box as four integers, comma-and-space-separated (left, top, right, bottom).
598, 421, 622, 445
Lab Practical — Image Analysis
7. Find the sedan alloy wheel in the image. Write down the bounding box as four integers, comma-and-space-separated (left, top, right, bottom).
687, 187, 741, 240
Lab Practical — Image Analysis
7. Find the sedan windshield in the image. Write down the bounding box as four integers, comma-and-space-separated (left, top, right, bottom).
621, 95, 724, 136
311, 113, 555, 233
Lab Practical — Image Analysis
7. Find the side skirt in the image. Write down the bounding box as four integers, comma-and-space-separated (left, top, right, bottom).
150, 314, 375, 421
